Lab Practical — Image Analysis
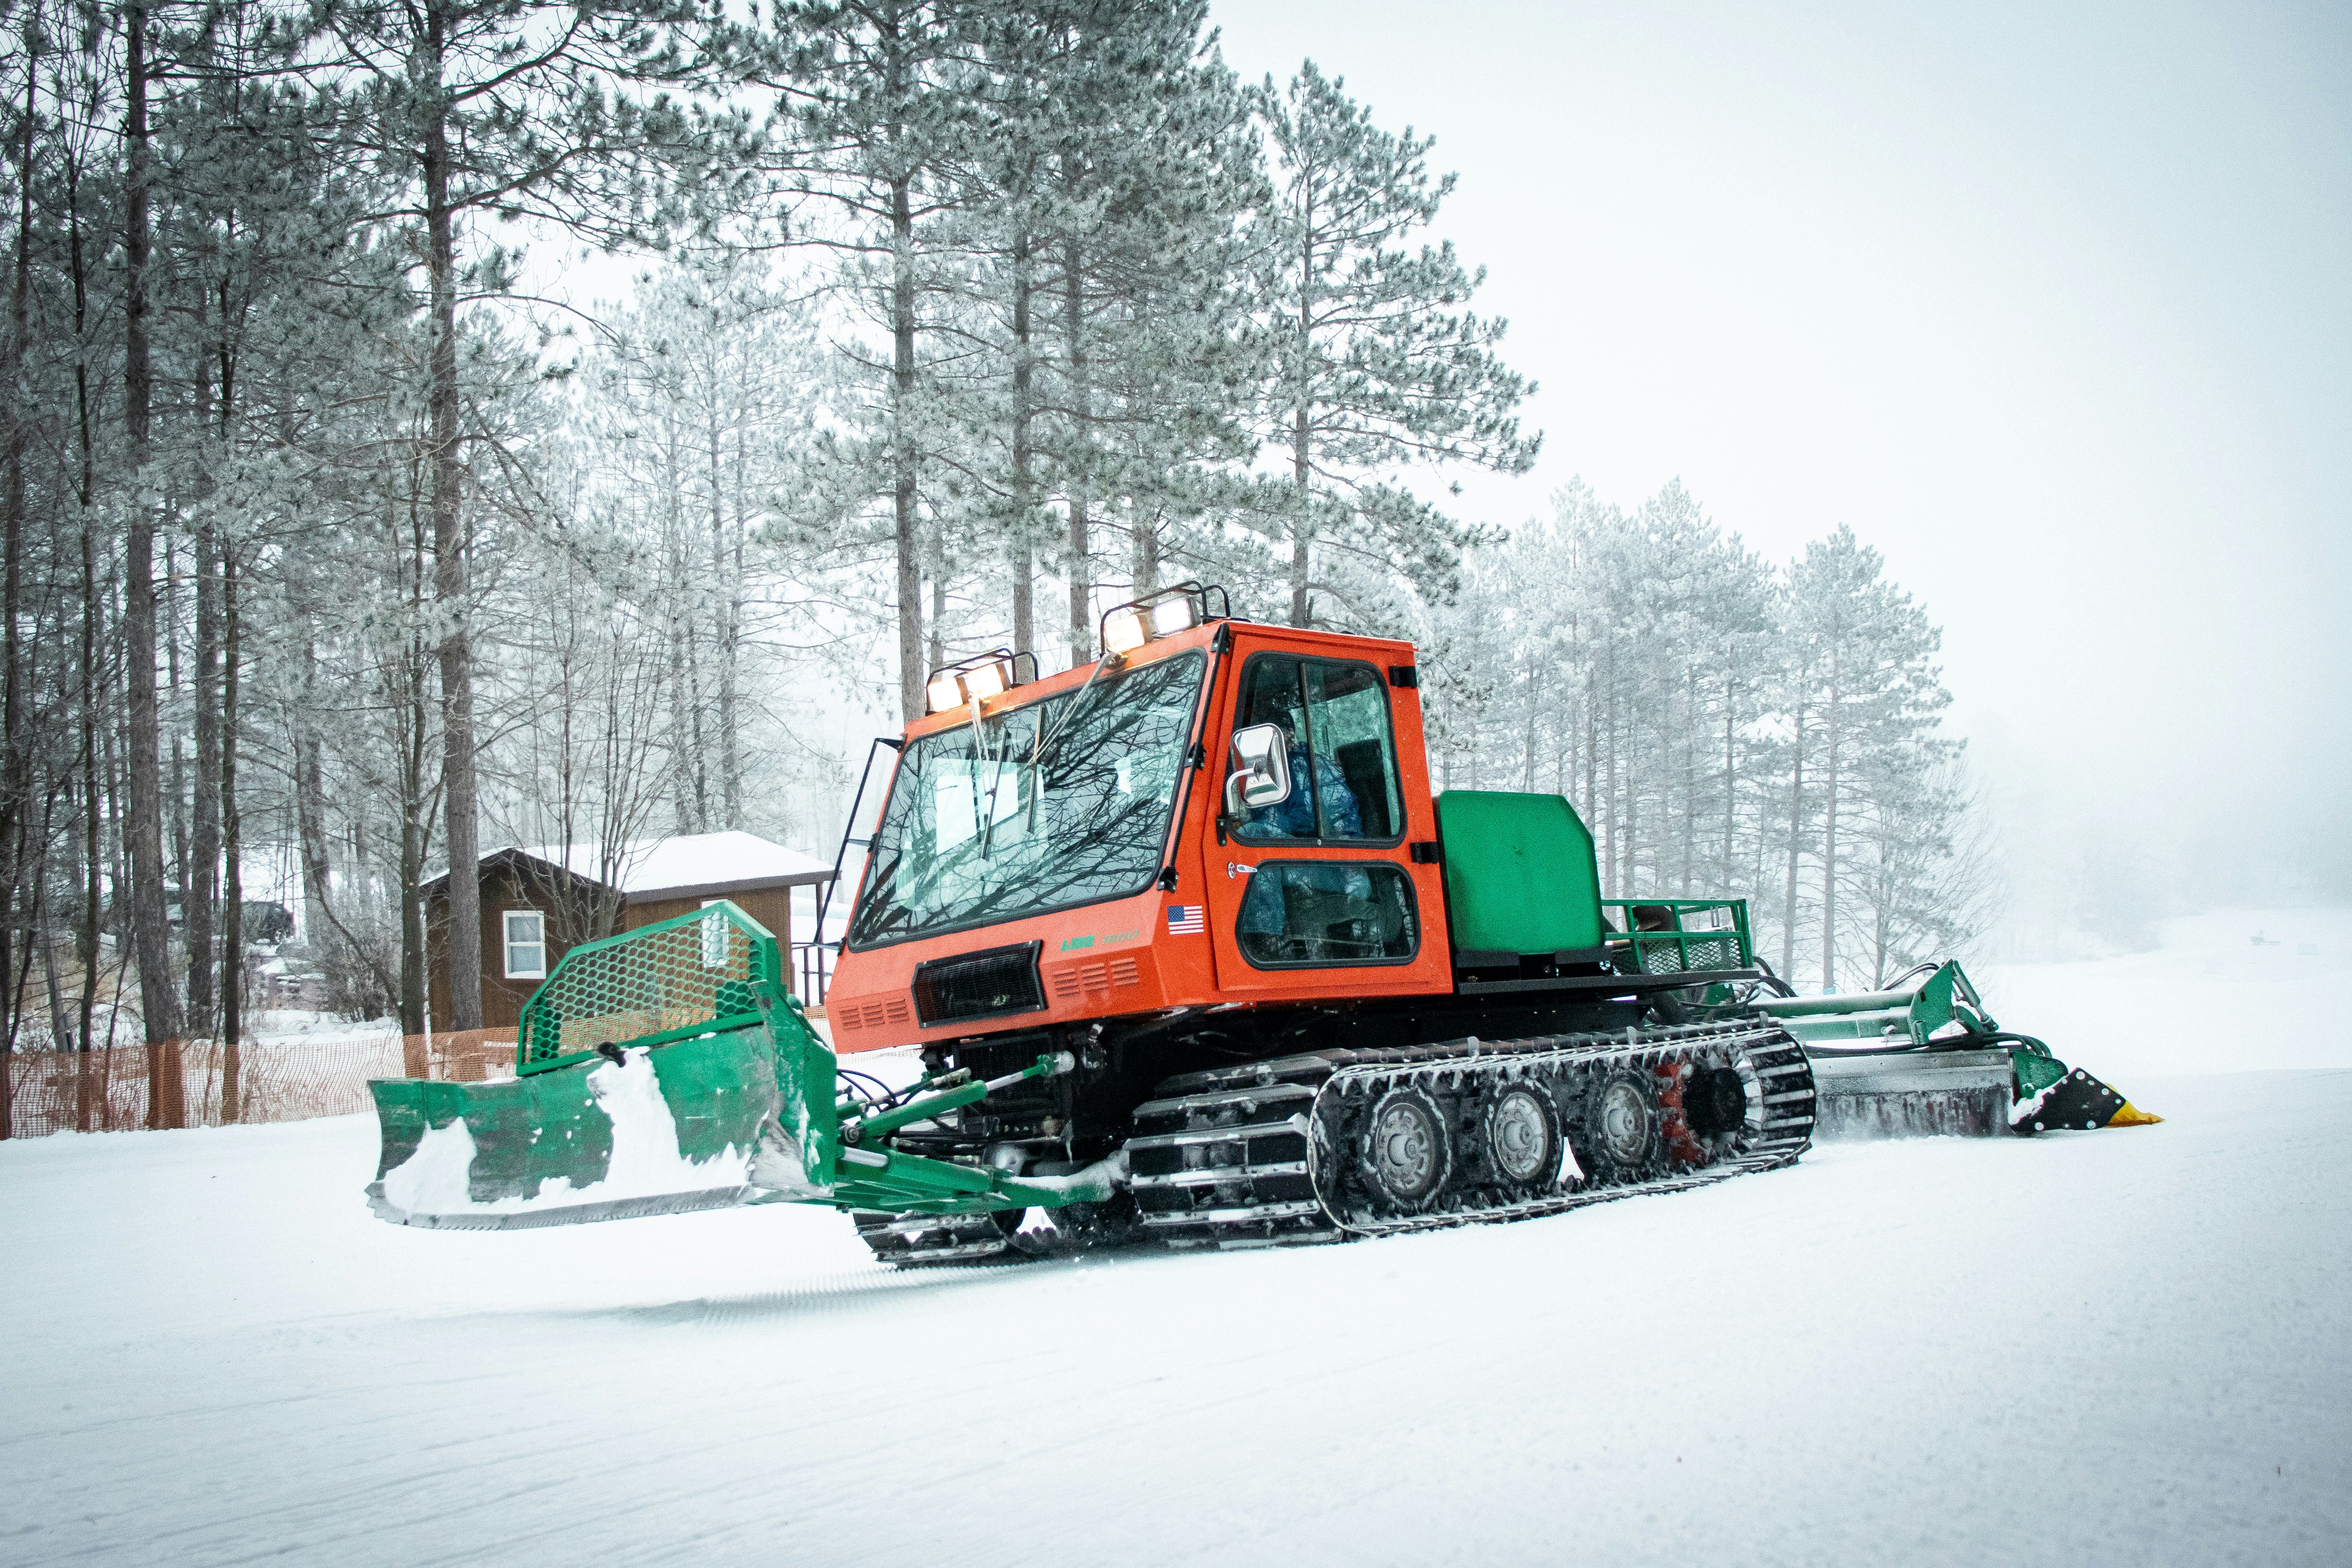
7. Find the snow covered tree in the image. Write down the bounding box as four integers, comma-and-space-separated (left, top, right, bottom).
1415, 483, 1979, 987
293, 0, 721, 1029
758, 0, 975, 720
1253, 60, 1536, 628
1782, 525, 1952, 989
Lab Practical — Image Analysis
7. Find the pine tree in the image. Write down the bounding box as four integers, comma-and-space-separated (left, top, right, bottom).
762, 0, 972, 720
1254, 60, 1535, 629
296, 0, 719, 1028
1784, 525, 1950, 989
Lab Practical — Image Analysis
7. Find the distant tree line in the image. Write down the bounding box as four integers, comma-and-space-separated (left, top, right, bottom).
0, 0, 1971, 1065
1416, 482, 1995, 991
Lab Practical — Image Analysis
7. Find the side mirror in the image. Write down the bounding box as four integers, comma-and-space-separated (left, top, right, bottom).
1224, 724, 1293, 817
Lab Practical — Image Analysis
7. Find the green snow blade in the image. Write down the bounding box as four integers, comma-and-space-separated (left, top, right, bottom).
367, 902, 834, 1226
365, 900, 1120, 1230
366, 1022, 791, 1217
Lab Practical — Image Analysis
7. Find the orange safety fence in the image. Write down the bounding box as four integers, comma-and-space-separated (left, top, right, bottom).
0, 1030, 520, 1139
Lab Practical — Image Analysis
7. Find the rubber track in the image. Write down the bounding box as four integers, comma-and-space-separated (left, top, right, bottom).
1129, 1021, 1814, 1248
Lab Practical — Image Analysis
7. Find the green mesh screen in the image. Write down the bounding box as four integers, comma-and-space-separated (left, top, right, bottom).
1625, 932, 1746, 974
515, 902, 781, 1073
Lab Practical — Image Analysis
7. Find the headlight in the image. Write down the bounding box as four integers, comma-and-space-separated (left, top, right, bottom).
1149, 596, 1198, 637
961, 659, 1008, 700
1102, 607, 1150, 654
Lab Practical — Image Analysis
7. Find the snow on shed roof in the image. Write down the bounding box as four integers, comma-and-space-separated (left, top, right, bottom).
426, 831, 833, 899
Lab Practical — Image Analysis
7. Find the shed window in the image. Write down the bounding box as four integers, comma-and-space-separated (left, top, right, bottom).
503, 910, 546, 980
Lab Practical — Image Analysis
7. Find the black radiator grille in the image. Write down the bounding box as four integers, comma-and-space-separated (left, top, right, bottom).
911, 942, 1046, 1026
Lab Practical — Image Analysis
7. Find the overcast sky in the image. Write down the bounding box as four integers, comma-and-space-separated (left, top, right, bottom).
1211, 1, 2352, 904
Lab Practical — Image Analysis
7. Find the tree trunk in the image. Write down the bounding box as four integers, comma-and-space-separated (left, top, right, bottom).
0, 17, 34, 1069
398, 744, 427, 1041
294, 723, 330, 948
926, 556, 945, 676
1063, 244, 1091, 663
220, 545, 242, 1117
41, 897, 68, 1052
891, 168, 923, 720
708, 394, 739, 827
1581, 661, 1597, 844
188, 521, 220, 1037
398, 496, 431, 1038
69, 103, 101, 1065
1289, 209, 1315, 628
1820, 653, 1841, 991
1131, 511, 1158, 599
1521, 645, 1537, 792
1721, 676, 1737, 892
719, 437, 744, 828
121, 4, 182, 1052
1680, 669, 1697, 895
1600, 643, 1616, 890
77, 504, 100, 1058
1782, 701, 1805, 979
422, 8, 481, 1032
166, 537, 185, 914
1010, 229, 1033, 658
664, 489, 701, 832
1289, 405, 1312, 629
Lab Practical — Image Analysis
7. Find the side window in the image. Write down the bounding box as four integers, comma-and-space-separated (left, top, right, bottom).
1232, 656, 1404, 843
502, 910, 546, 980
1237, 863, 1420, 966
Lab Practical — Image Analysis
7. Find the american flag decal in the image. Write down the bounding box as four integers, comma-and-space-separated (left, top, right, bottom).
1166, 904, 1205, 935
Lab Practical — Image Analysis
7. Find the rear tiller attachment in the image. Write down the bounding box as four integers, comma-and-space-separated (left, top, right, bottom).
1751, 960, 2160, 1139
365, 903, 1120, 1230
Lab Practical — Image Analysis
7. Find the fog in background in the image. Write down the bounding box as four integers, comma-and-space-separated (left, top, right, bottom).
1211, 0, 2352, 952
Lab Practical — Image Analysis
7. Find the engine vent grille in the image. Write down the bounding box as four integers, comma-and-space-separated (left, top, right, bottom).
911, 942, 1046, 1027
1047, 956, 1144, 1001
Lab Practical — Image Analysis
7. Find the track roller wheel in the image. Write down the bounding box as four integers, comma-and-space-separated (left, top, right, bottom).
1360, 1086, 1451, 1214
1577, 1066, 1663, 1185
1480, 1081, 1563, 1195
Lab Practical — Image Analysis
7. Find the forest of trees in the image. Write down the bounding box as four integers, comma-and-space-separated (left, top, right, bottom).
1417, 484, 1995, 993
0, 0, 1986, 1064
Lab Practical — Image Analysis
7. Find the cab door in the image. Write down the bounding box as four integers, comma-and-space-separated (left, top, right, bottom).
1201, 640, 1428, 995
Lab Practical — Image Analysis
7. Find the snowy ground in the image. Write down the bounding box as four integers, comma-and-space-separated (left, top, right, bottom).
246, 1009, 402, 1046
4, 911, 2348, 1566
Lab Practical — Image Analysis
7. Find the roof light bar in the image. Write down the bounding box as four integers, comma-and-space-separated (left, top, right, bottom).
1095, 583, 1230, 657
921, 649, 1038, 715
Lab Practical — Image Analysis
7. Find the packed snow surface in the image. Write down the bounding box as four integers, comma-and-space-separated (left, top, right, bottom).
4, 910, 2348, 1566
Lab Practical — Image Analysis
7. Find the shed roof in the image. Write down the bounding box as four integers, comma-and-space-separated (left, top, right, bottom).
425, 831, 834, 901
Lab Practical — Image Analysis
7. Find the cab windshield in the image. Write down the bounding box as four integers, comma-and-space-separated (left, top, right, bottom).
845, 651, 1206, 948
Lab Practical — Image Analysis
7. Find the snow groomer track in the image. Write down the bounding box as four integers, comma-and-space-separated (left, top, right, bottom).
1132, 1021, 1815, 1247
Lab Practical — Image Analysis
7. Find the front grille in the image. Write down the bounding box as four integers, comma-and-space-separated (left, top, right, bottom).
911, 942, 1046, 1027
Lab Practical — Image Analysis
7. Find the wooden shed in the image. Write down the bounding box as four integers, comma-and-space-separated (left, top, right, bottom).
423, 831, 835, 1032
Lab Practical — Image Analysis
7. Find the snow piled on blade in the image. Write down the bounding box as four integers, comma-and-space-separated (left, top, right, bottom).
379, 1117, 480, 1213
587, 1047, 748, 1198
375, 1046, 749, 1218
